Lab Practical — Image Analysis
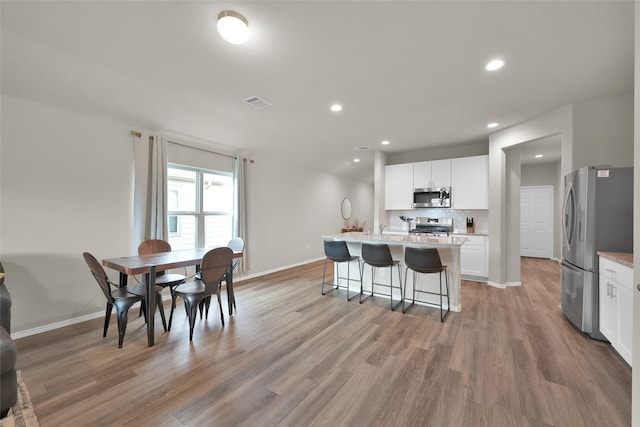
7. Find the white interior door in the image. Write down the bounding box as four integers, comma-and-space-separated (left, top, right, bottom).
520, 186, 553, 258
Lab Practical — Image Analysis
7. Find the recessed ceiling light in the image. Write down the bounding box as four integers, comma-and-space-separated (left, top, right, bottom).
535, 154, 544, 158
330, 104, 343, 112
487, 122, 499, 128
353, 158, 360, 163
381, 140, 390, 145
485, 59, 504, 71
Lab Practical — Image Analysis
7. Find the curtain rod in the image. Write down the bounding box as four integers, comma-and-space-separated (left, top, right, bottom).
130, 130, 237, 160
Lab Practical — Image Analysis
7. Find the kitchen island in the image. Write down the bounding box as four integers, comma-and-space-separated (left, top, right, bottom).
322, 232, 468, 311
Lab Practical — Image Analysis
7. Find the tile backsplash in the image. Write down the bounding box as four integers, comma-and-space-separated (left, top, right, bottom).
385, 209, 488, 234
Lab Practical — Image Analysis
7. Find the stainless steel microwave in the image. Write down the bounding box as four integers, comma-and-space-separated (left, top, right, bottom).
413, 187, 451, 208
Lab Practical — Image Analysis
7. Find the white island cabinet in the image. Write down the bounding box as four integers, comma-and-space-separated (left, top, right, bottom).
384, 163, 414, 210
459, 234, 488, 281
598, 253, 633, 366
322, 232, 468, 311
451, 155, 488, 209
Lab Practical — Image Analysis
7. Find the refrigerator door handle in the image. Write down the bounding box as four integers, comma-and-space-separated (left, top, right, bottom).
562, 181, 575, 250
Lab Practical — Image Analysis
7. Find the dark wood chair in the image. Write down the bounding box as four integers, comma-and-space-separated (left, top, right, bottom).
200, 237, 244, 318
138, 239, 186, 318
168, 247, 233, 341
83, 252, 166, 348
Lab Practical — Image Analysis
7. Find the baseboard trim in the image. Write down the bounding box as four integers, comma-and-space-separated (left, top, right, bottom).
12, 257, 326, 340
487, 281, 507, 289
507, 281, 522, 287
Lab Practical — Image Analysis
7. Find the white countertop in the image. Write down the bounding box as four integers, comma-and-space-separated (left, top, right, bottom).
322, 232, 468, 248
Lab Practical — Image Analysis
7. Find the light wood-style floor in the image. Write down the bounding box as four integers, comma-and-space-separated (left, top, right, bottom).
16, 257, 630, 426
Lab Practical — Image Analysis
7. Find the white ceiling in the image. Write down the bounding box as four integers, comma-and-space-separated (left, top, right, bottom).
1, 1, 633, 184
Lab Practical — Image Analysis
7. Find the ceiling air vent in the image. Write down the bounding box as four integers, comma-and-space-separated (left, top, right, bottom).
244, 96, 272, 110
354, 146, 370, 151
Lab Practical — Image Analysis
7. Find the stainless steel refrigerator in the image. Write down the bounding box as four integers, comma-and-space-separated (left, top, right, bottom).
561, 166, 633, 340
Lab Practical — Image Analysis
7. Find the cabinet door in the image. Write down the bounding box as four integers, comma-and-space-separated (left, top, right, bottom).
385, 164, 414, 210
460, 236, 487, 278
431, 159, 451, 187
598, 273, 617, 343
616, 282, 633, 365
451, 155, 489, 209
413, 161, 431, 189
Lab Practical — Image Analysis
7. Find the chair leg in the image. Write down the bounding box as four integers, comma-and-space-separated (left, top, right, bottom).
322, 258, 329, 295
217, 288, 225, 326
103, 303, 113, 337
168, 290, 178, 331
115, 302, 133, 348
156, 293, 167, 332
185, 297, 198, 341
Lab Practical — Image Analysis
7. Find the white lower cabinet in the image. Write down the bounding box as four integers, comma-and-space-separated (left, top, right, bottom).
598, 256, 633, 366
460, 235, 488, 280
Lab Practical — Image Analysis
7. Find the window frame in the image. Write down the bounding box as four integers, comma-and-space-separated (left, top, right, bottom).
167, 163, 233, 248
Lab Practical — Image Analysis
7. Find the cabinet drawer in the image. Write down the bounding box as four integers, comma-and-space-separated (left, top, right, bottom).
599, 257, 633, 287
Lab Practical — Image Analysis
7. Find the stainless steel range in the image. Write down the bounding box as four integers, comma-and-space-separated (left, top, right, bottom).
409, 217, 453, 236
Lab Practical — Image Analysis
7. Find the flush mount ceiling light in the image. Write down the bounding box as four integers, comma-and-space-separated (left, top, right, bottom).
535, 154, 544, 158
217, 10, 249, 44
330, 104, 343, 112
381, 140, 390, 145
487, 122, 499, 128
353, 158, 361, 163
485, 59, 504, 71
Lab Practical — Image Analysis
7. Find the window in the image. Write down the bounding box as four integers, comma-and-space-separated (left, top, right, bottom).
167, 165, 234, 250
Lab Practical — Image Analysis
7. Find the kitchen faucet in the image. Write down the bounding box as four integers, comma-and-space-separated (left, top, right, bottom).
379, 224, 386, 233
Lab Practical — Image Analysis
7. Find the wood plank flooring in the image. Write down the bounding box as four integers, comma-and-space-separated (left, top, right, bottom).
16, 257, 631, 426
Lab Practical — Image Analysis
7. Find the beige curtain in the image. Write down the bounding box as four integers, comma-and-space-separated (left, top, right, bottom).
234, 157, 248, 272
133, 135, 168, 249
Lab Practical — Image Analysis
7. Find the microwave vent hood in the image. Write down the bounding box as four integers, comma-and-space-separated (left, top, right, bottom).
413, 187, 451, 208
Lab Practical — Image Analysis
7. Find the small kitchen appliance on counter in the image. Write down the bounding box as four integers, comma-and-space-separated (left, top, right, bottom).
409, 217, 453, 236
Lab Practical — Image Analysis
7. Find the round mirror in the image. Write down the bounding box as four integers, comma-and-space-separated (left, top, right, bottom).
341, 198, 352, 220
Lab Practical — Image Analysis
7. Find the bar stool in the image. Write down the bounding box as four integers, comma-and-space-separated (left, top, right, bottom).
322, 240, 362, 301
403, 247, 449, 322
360, 243, 403, 311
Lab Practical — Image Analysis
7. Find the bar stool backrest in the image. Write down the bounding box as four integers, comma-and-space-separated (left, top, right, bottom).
362, 243, 394, 267
405, 247, 444, 273
324, 240, 353, 262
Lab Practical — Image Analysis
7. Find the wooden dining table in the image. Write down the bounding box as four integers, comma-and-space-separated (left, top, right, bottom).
102, 247, 243, 346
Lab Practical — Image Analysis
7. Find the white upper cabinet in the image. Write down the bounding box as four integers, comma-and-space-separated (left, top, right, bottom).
451, 155, 489, 209
385, 163, 414, 210
413, 159, 451, 189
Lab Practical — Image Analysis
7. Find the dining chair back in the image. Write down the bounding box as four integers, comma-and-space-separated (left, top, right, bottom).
137, 239, 186, 286
83, 252, 167, 348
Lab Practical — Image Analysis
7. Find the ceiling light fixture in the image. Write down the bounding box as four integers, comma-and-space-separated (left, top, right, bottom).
381, 140, 390, 145
487, 122, 499, 128
535, 154, 544, 158
353, 158, 360, 163
217, 11, 249, 44
485, 59, 504, 71
330, 104, 343, 112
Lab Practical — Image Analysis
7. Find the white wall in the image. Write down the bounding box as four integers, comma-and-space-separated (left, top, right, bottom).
0, 94, 374, 334
573, 93, 634, 169
1, 95, 135, 331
